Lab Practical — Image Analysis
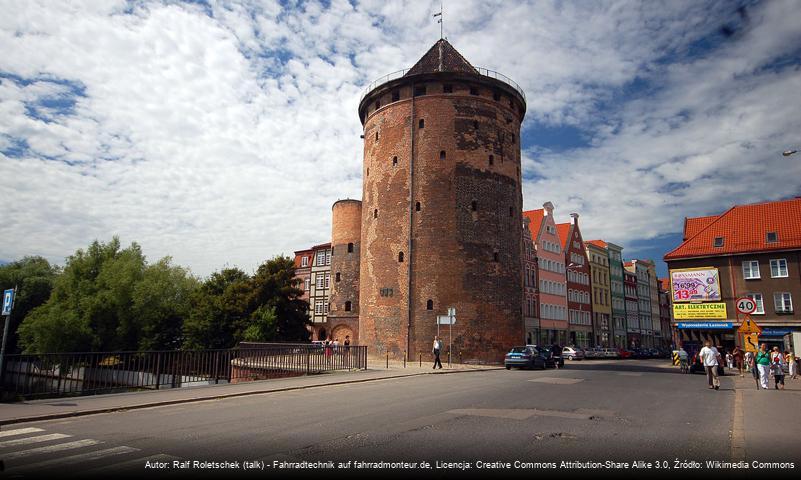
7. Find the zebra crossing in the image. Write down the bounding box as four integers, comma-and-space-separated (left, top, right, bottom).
0, 426, 179, 475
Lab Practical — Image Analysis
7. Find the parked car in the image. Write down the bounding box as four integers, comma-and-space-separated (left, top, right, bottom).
584, 347, 604, 359
505, 346, 547, 370
562, 346, 584, 361
617, 348, 633, 359
536, 345, 565, 368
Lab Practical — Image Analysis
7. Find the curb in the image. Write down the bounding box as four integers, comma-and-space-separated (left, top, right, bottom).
0, 367, 500, 427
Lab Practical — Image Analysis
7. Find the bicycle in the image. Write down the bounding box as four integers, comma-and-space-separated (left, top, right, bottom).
679, 358, 689, 374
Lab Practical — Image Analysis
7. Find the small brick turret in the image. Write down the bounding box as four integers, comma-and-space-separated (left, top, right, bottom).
328, 199, 361, 344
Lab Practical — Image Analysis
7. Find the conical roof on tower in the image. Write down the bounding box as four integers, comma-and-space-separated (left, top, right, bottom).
404, 39, 478, 76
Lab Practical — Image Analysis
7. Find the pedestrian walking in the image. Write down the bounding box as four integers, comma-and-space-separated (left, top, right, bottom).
745, 350, 759, 390
726, 351, 734, 369
432, 336, 443, 369
770, 346, 786, 390
732, 346, 744, 377
699, 341, 721, 390
755, 344, 771, 390
785, 350, 797, 380
324, 337, 334, 363
678, 346, 689, 373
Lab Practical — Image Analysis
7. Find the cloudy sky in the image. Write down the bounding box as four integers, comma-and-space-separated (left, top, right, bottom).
1, 0, 800, 278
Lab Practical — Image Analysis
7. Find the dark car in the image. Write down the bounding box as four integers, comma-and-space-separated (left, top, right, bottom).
504, 346, 547, 370
536, 345, 565, 368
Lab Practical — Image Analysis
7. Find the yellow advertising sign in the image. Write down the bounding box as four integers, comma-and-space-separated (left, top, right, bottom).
744, 333, 759, 352
672, 303, 727, 320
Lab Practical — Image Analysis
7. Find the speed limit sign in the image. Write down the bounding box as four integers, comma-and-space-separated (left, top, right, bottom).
735, 297, 757, 315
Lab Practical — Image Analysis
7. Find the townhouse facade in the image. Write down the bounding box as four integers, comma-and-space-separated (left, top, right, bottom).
523, 216, 539, 345
607, 242, 627, 348
587, 241, 612, 347
558, 214, 592, 348
626, 260, 653, 348
624, 268, 641, 348
309, 243, 332, 339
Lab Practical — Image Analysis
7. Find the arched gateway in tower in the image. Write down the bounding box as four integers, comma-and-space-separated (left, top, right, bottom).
353, 39, 527, 362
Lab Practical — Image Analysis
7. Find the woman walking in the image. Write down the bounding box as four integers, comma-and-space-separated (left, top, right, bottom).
745, 350, 759, 390
786, 350, 797, 380
732, 346, 744, 377
755, 344, 771, 390
771, 346, 786, 390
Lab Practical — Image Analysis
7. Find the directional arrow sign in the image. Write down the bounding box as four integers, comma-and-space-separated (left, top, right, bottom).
744, 333, 759, 353
737, 315, 762, 334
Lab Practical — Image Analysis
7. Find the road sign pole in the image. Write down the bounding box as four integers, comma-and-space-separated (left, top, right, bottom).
0, 286, 17, 386
449, 313, 452, 367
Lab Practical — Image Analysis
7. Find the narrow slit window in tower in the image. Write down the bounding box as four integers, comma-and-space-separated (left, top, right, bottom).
493, 252, 499, 262
509, 206, 513, 217
375, 131, 379, 141
335, 272, 341, 282
393, 156, 398, 166
471, 200, 477, 212
440, 150, 446, 160
419, 119, 425, 129
473, 120, 479, 130
366, 167, 369, 177
398, 251, 404, 263
347, 242, 354, 253
345, 301, 352, 312
415, 201, 421, 211
426, 299, 434, 310
489, 155, 494, 166
374, 209, 378, 218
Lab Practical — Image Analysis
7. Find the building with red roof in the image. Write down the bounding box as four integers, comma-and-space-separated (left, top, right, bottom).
664, 197, 801, 350
558, 214, 593, 348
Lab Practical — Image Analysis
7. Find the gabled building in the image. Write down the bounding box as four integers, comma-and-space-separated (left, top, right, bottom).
624, 268, 641, 348
524, 202, 568, 345
658, 278, 673, 348
606, 242, 628, 348
309, 242, 332, 339
293, 249, 314, 303
587, 241, 612, 347
664, 197, 801, 351
522, 216, 539, 344
625, 260, 654, 348
558, 214, 592, 348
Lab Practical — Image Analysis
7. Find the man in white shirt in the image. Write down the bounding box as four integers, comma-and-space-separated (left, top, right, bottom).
699, 340, 721, 390
432, 336, 443, 369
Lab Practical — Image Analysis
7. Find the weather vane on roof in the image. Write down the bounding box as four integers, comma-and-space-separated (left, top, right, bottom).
433, 0, 443, 40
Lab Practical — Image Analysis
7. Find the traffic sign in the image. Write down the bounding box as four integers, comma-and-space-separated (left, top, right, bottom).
735, 297, 757, 315
436, 315, 455, 325
737, 317, 762, 334
447, 307, 456, 317
2, 289, 14, 316
744, 333, 759, 353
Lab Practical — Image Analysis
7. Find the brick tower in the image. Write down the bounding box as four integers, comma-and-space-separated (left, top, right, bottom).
356, 39, 527, 362
327, 199, 361, 343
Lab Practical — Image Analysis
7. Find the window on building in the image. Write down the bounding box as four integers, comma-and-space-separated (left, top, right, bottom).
742, 260, 760, 279
489, 154, 494, 165
325, 250, 331, 265
316, 274, 324, 289
398, 251, 404, 263
713, 237, 724, 247
443, 84, 453, 93
440, 150, 446, 160
345, 301, 351, 312
335, 272, 341, 282
493, 251, 499, 262
414, 85, 426, 97
304, 278, 310, 291
348, 242, 354, 253
766, 232, 778, 243
770, 259, 788, 278
375, 131, 379, 141
367, 167, 369, 177
324, 272, 330, 288
393, 156, 398, 166
392, 90, 400, 102
415, 202, 421, 211
374, 209, 378, 218
774, 292, 793, 313
325, 302, 329, 314
746, 293, 764, 314
419, 119, 425, 129
301, 256, 308, 267
316, 250, 326, 266
473, 120, 479, 129
471, 200, 477, 212
426, 299, 433, 310
315, 300, 324, 315
509, 206, 513, 217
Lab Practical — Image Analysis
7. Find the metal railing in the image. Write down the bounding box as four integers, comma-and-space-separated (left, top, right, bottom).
0, 344, 368, 401
359, 66, 526, 103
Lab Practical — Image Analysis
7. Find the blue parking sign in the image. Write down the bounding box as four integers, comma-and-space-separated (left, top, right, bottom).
2, 289, 14, 316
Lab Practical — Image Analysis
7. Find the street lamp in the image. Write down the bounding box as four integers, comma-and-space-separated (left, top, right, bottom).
783, 149, 798, 157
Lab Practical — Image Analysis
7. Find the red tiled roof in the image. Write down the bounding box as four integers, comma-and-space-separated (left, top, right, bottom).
586, 239, 608, 249
312, 242, 331, 250
405, 39, 478, 77
556, 223, 571, 249
683, 215, 718, 240
665, 197, 801, 260
659, 277, 670, 291
522, 209, 545, 241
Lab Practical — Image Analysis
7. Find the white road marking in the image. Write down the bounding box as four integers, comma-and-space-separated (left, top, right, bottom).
528, 377, 584, 384
85, 454, 179, 473
0, 427, 45, 438
3, 439, 103, 460
12, 445, 140, 470
0, 433, 71, 448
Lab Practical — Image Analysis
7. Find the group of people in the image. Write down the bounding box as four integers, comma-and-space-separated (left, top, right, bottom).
322, 335, 351, 358
692, 340, 797, 390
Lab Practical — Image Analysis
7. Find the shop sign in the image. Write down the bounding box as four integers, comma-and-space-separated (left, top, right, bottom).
670, 267, 721, 302
673, 302, 727, 319
676, 322, 733, 329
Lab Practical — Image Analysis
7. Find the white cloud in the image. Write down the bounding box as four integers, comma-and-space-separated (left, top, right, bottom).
0, 0, 799, 276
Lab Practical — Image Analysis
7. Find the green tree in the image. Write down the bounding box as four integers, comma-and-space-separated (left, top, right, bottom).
182, 268, 251, 349
132, 258, 199, 351
248, 255, 311, 342
0, 257, 60, 353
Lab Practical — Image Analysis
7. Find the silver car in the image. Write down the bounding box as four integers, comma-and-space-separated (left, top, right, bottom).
562, 346, 585, 360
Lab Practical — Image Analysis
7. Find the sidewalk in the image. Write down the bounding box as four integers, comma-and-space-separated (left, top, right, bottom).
0, 360, 500, 426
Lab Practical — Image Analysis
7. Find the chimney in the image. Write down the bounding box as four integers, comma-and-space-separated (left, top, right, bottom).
570, 212, 579, 225
543, 201, 554, 216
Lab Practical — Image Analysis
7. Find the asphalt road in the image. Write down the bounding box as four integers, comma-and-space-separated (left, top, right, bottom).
1, 359, 798, 478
